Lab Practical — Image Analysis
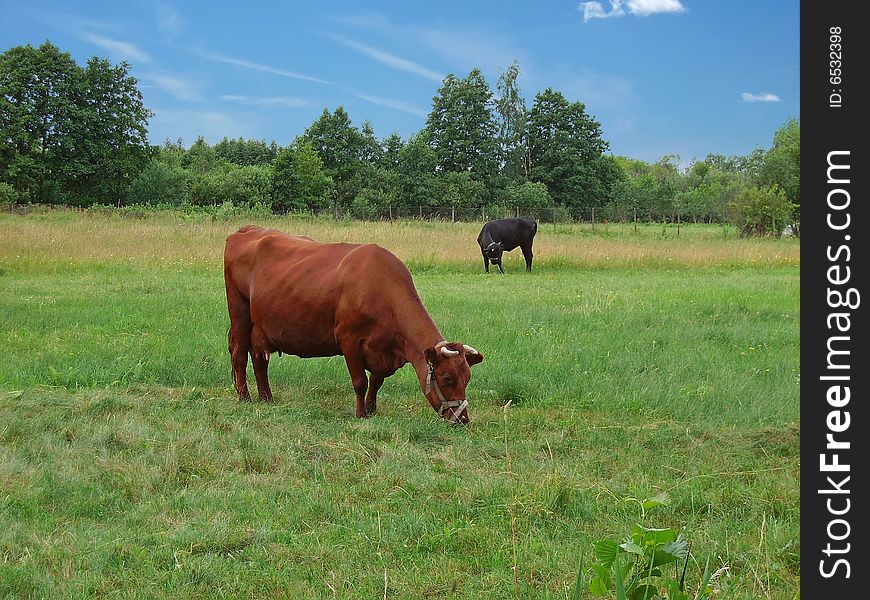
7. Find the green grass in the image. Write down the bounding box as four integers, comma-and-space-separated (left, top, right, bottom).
0, 211, 799, 598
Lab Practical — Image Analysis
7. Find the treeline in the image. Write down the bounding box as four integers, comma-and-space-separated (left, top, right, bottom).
1, 43, 799, 235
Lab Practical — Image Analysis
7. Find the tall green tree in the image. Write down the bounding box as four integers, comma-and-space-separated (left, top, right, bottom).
66, 57, 152, 204
272, 139, 333, 212
526, 88, 611, 210
214, 137, 278, 166
397, 132, 438, 207
425, 69, 499, 183
0, 42, 80, 202
757, 118, 799, 233
0, 42, 152, 205
494, 60, 529, 181
303, 107, 371, 207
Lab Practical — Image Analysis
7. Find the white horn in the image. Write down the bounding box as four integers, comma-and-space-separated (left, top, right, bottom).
462, 344, 479, 355
440, 346, 459, 357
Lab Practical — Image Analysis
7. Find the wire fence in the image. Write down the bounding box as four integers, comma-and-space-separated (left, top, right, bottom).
285, 205, 732, 226
9, 202, 776, 235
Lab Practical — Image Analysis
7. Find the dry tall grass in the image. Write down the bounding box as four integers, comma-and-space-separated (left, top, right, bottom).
0, 210, 800, 270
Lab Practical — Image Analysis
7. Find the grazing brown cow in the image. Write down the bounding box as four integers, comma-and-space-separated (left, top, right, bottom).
223, 225, 484, 423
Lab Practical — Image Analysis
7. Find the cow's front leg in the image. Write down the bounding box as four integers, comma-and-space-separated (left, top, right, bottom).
250, 326, 273, 402
497, 259, 505, 274
365, 373, 385, 415
343, 350, 368, 418
482, 252, 489, 273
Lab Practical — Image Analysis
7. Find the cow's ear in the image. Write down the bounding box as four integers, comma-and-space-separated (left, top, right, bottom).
466, 350, 484, 367
424, 346, 439, 366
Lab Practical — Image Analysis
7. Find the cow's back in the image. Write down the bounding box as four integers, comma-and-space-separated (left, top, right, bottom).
478, 217, 537, 250
224, 226, 422, 358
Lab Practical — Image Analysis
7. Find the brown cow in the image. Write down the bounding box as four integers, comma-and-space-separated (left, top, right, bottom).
223, 225, 484, 423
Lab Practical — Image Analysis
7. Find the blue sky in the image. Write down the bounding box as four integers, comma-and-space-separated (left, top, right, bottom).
1, 1, 799, 164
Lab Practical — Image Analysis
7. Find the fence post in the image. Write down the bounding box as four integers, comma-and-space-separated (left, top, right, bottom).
482, 206, 486, 221
516, 206, 519, 218
591, 207, 595, 232
389, 205, 393, 222
452, 206, 455, 223
419, 205, 422, 219
634, 206, 637, 234
677, 212, 680, 237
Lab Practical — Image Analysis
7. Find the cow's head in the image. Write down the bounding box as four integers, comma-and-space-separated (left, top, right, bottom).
424, 341, 485, 424
484, 241, 504, 264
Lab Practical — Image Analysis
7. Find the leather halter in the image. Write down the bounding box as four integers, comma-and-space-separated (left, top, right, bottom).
426, 363, 468, 423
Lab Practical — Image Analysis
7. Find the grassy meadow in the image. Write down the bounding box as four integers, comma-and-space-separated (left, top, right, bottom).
0, 209, 800, 598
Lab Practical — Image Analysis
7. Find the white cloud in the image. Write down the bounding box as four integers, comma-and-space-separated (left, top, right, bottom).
354, 93, 428, 117
741, 92, 781, 103
335, 14, 528, 80
156, 3, 183, 36
140, 71, 201, 102
81, 32, 152, 63
221, 95, 310, 109
196, 50, 331, 85
579, 0, 685, 22
326, 34, 444, 82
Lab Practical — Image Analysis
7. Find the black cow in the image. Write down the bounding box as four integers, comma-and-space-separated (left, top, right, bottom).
477, 217, 538, 273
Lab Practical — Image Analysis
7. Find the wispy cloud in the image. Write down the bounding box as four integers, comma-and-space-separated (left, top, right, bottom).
139, 71, 201, 101
81, 32, 152, 63
196, 50, 331, 85
741, 92, 781, 103
220, 95, 311, 109
325, 33, 444, 82
334, 14, 528, 79
156, 2, 183, 36
579, 0, 686, 22
354, 93, 427, 117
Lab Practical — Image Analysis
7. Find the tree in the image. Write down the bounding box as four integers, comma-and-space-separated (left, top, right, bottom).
66, 57, 153, 204
182, 136, 218, 174
495, 60, 529, 181
506, 181, 551, 210
214, 137, 278, 166
272, 139, 333, 212
303, 107, 371, 208
126, 159, 190, 205
526, 88, 611, 210
758, 119, 799, 234
379, 133, 404, 171
425, 69, 499, 182
0, 42, 80, 202
396, 132, 438, 207
1, 42, 153, 205
729, 185, 794, 237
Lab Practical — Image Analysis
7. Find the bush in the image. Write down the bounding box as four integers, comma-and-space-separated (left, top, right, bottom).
729, 185, 794, 237
0, 181, 18, 206
506, 181, 551, 210
126, 160, 190, 206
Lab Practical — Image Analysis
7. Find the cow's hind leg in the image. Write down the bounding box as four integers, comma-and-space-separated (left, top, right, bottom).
228, 324, 252, 401
226, 285, 253, 401
250, 325, 273, 402
365, 373, 385, 415
521, 243, 533, 272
